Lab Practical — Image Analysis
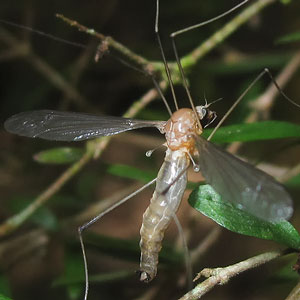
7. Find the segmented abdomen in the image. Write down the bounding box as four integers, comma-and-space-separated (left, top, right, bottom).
139, 148, 189, 282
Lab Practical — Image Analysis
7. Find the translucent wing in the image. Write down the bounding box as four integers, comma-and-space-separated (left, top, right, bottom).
195, 135, 293, 222
4, 110, 166, 141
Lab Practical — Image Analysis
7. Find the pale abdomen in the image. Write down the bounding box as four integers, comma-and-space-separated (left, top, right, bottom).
139, 149, 189, 282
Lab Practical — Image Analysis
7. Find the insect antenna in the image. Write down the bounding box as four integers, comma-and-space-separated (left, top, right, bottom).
169, 0, 250, 127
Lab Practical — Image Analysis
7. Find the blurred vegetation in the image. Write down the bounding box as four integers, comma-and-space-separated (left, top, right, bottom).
0, 0, 300, 300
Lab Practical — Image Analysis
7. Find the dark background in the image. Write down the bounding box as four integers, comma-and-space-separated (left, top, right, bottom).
0, 0, 300, 299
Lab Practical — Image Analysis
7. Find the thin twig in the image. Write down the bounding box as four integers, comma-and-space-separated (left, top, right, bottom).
286, 280, 300, 300
0, 83, 161, 237
180, 0, 276, 71
190, 227, 222, 265
65, 183, 141, 226
0, 0, 285, 238
0, 149, 92, 237
56, 0, 277, 87
0, 229, 48, 269
56, 14, 152, 74
179, 250, 290, 300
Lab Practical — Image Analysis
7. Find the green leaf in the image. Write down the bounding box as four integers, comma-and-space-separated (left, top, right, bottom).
8, 195, 58, 231
273, 255, 299, 282
189, 185, 300, 249
203, 121, 300, 143
55, 234, 182, 287
107, 164, 156, 183
75, 172, 99, 201
276, 31, 300, 44
201, 53, 291, 75
34, 147, 84, 164
107, 163, 198, 189
55, 269, 134, 285
0, 275, 11, 298
30, 206, 59, 231
280, 0, 292, 4
89, 271, 135, 283
286, 173, 300, 189
53, 253, 85, 286
0, 295, 12, 300
84, 233, 183, 266
66, 284, 82, 300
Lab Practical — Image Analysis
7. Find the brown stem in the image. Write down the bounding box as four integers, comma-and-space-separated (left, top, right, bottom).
179, 250, 290, 300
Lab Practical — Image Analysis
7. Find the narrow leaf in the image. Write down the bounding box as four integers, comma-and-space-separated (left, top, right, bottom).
107, 164, 155, 183
189, 185, 300, 249
203, 121, 300, 143
280, 0, 292, 4
276, 31, 300, 44
84, 233, 183, 265
0, 295, 12, 300
34, 147, 84, 164
0, 275, 11, 298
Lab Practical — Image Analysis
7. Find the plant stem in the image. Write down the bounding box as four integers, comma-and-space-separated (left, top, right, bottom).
179, 249, 293, 300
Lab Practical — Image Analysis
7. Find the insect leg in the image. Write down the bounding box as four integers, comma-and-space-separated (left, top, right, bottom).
79, 178, 156, 300
169, 0, 250, 125
208, 68, 300, 141
172, 213, 193, 291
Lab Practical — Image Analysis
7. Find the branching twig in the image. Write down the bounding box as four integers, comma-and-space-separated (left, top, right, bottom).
0, 0, 289, 240
0, 75, 161, 237
56, 14, 153, 74
180, 0, 276, 71
179, 250, 292, 300
57, 0, 277, 86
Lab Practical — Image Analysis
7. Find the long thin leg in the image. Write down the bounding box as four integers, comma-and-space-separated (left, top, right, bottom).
79, 178, 156, 300
208, 68, 300, 141
155, 0, 178, 111
172, 214, 193, 291
169, 0, 250, 127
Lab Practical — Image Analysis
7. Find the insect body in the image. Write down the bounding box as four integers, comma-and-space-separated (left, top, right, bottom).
4, 105, 293, 283
2, 1, 296, 298
140, 108, 201, 281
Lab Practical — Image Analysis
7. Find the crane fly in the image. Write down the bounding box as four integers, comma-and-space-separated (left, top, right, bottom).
3, 0, 295, 298
4, 104, 294, 281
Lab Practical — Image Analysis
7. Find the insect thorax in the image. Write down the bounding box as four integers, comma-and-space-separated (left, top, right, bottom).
164, 108, 202, 152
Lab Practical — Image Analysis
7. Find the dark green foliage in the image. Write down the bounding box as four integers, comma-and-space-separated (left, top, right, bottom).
189, 185, 300, 249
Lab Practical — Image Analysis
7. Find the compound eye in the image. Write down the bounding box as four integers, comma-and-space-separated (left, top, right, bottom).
196, 106, 207, 120
200, 107, 207, 120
